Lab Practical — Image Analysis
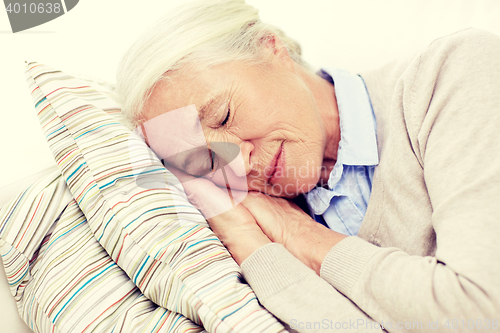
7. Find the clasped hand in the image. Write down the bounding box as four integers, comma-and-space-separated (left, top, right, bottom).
170, 168, 346, 274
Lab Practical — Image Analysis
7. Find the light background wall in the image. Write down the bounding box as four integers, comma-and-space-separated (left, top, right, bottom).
1, 1, 500, 332
2, 0, 500, 190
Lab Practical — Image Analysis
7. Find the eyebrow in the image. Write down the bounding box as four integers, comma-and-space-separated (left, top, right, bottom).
198, 93, 225, 122
181, 90, 231, 173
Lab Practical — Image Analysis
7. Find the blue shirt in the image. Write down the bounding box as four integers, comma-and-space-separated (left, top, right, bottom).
304, 68, 378, 236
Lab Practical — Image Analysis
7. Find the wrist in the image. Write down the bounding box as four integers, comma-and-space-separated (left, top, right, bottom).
224, 229, 271, 265
287, 221, 347, 274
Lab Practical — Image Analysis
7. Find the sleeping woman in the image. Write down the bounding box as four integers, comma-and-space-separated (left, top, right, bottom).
116, 0, 500, 331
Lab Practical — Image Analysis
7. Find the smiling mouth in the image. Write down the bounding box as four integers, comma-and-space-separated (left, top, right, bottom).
266, 142, 284, 184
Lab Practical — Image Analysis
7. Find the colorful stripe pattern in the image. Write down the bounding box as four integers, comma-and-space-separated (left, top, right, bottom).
0, 62, 285, 333
1, 172, 204, 332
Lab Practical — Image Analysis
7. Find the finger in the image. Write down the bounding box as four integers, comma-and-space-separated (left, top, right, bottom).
206, 192, 271, 264
168, 164, 248, 207
191, 182, 268, 255
168, 166, 271, 265
242, 192, 277, 213
241, 193, 282, 235
188, 179, 234, 219
177, 176, 248, 222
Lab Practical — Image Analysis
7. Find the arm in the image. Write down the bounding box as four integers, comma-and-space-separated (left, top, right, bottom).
243, 29, 500, 332
179, 30, 500, 332
175, 173, 383, 332
315, 29, 500, 329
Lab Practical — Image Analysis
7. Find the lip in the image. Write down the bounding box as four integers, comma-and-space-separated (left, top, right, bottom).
268, 142, 285, 185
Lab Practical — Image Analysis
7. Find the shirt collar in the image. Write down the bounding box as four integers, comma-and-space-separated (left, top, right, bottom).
319, 67, 379, 166
304, 68, 378, 215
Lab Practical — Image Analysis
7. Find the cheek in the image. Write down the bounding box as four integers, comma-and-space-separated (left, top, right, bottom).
276, 154, 323, 193
245, 162, 321, 198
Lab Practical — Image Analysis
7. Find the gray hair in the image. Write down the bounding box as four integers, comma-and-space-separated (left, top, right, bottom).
116, 0, 306, 127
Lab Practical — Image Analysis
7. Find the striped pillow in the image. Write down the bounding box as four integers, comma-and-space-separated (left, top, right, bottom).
1, 62, 285, 332
0, 171, 204, 332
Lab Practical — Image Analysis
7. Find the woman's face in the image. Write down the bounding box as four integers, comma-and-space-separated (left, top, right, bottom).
142, 52, 334, 198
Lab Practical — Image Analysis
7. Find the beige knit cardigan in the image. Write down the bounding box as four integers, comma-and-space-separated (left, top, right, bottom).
241, 28, 500, 332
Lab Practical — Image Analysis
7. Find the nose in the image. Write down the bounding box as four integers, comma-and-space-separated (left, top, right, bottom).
234, 140, 254, 176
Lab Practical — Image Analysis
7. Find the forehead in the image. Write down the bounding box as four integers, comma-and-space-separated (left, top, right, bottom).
138, 65, 238, 171
142, 64, 235, 122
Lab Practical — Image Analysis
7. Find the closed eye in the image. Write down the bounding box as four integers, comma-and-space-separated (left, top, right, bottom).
220, 106, 230, 126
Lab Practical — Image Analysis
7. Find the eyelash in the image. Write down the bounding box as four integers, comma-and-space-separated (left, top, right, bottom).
207, 103, 230, 172
220, 106, 230, 126
209, 149, 216, 171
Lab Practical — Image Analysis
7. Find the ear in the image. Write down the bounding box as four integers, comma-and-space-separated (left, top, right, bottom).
261, 34, 295, 69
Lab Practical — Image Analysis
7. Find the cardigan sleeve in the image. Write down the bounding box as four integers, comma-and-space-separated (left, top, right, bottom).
242, 29, 500, 333
320, 29, 500, 331
241, 243, 384, 332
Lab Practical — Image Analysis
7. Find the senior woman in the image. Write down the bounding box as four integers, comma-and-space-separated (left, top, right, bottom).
116, 0, 500, 331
